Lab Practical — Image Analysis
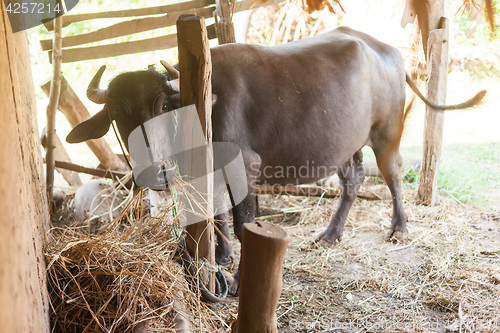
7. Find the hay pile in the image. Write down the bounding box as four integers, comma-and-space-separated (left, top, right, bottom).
46, 189, 227, 332
47, 178, 500, 332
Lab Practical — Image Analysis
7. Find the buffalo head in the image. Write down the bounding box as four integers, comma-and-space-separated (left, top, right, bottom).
66, 62, 181, 149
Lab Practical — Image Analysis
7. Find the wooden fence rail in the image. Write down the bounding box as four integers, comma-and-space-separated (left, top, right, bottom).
43, 0, 216, 30
41, 0, 284, 63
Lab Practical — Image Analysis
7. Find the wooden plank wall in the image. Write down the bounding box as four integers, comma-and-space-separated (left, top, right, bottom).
41, 0, 283, 63
0, 2, 50, 331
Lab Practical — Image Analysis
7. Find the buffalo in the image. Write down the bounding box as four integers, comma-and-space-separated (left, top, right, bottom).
67, 27, 485, 293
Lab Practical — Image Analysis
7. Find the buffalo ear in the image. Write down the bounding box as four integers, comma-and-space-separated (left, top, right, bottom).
66, 109, 111, 143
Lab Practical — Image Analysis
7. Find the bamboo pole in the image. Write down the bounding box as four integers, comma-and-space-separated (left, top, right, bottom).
45, 0, 63, 207
41, 76, 128, 171
41, 128, 82, 186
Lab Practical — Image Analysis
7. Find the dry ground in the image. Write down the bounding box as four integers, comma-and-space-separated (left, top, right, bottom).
216, 190, 500, 333
47, 184, 500, 332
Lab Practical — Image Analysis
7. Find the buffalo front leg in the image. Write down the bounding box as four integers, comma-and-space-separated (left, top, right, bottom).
315, 150, 364, 247
228, 191, 258, 296
213, 190, 234, 267
228, 149, 261, 296
214, 212, 234, 267
374, 147, 408, 241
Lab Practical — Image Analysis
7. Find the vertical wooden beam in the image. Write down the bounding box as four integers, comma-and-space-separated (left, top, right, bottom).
45, 1, 63, 206
41, 76, 128, 172
215, 0, 236, 44
41, 128, 83, 187
418, 16, 449, 205
232, 222, 289, 333
0, 2, 50, 331
177, 14, 216, 293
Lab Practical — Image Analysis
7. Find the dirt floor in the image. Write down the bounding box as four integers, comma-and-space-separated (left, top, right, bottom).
215, 188, 500, 333
47, 181, 500, 332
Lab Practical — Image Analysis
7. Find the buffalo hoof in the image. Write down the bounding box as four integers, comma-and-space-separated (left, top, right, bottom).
228, 279, 239, 296
228, 269, 240, 296
386, 229, 409, 243
215, 253, 234, 268
312, 238, 335, 249
312, 231, 341, 248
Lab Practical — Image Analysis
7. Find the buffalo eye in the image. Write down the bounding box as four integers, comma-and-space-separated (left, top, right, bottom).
162, 103, 169, 111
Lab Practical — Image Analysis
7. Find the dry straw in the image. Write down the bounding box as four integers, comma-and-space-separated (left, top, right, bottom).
46, 186, 231, 332
258, 190, 500, 333
46, 175, 500, 332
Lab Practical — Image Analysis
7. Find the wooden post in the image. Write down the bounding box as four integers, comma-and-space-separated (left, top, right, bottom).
0, 2, 50, 331
41, 76, 128, 172
52, 160, 128, 180
215, 0, 236, 44
417, 16, 449, 205
41, 128, 83, 187
177, 15, 216, 293
45, 1, 63, 206
232, 222, 289, 333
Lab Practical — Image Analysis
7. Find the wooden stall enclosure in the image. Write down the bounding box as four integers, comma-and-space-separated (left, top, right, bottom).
0, 2, 50, 332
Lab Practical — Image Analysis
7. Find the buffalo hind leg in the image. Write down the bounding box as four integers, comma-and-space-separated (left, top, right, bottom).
373, 146, 408, 241
315, 150, 364, 247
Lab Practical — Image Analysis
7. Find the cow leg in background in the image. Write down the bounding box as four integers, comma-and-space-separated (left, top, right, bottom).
315, 150, 364, 247
374, 146, 408, 241
214, 211, 233, 267
228, 149, 262, 296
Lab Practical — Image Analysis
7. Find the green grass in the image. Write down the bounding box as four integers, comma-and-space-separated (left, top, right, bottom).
437, 143, 500, 206
363, 143, 500, 208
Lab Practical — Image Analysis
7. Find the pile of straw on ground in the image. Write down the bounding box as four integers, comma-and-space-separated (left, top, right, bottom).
47, 180, 499, 332
46, 189, 229, 332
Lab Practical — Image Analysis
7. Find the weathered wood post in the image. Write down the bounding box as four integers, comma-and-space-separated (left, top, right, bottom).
215, 0, 236, 44
232, 222, 289, 333
41, 128, 83, 186
417, 1, 449, 205
0, 1, 50, 331
177, 14, 216, 293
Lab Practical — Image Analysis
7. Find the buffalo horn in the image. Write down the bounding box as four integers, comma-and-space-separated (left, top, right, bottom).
87, 65, 107, 104
160, 60, 180, 79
